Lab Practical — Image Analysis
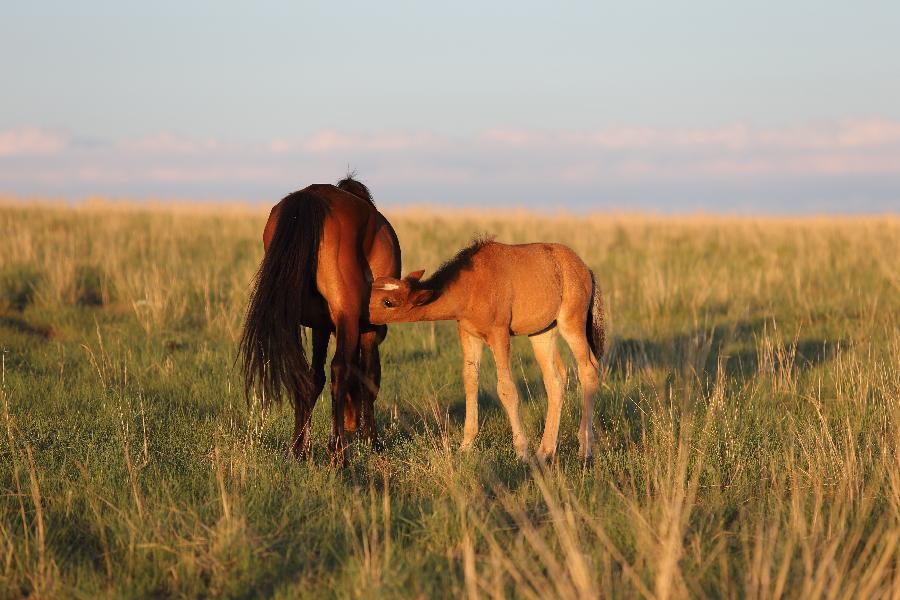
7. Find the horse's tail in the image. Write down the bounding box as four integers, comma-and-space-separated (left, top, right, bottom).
239, 191, 328, 405
336, 172, 375, 205
587, 270, 605, 362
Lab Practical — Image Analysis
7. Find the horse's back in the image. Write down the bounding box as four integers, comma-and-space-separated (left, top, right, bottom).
270, 184, 398, 272
315, 184, 400, 283
262, 183, 400, 325
262, 185, 363, 250
476, 241, 588, 285
469, 242, 585, 334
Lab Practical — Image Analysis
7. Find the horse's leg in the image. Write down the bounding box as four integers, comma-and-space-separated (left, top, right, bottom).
488, 330, 529, 460
343, 351, 361, 436
357, 326, 385, 450
555, 351, 568, 392
291, 327, 329, 460
458, 325, 483, 451
558, 319, 600, 461
328, 312, 360, 466
531, 327, 565, 463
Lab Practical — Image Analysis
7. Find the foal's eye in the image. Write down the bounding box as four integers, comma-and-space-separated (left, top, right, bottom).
382, 299, 394, 308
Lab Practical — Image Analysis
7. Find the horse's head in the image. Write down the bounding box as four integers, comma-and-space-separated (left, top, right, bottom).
368, 270, 434, 324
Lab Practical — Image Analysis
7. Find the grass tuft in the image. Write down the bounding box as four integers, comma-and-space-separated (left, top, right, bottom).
0, 265, 42, 312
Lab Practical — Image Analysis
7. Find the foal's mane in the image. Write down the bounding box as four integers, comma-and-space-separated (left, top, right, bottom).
336, 171, 375, 206
418, 234, 495, 291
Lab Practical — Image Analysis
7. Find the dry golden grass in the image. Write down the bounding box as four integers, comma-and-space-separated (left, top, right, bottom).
1, 198, 899, 598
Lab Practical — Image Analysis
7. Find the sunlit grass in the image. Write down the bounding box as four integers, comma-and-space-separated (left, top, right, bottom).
1, 199, 899, 598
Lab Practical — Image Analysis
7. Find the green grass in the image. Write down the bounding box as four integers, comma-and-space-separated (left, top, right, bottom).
1, 202, 899, 598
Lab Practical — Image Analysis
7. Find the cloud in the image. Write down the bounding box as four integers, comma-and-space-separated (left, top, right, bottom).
0, 128, 68, 157
269, 130, 442, 154
116, 132, 225, 155
1, 119, 899, 211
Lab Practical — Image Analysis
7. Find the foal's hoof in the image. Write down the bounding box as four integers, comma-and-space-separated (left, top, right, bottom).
579, 454, 595, 468
534, 451, 555, 468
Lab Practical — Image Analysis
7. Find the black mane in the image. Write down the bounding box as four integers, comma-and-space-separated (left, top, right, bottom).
336, 172, 375, 206
418, 235, 495, 292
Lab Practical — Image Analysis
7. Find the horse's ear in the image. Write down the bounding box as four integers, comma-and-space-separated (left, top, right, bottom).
372, 276, 402, 291
410, 289, 434, 306
405, 269, 425, 282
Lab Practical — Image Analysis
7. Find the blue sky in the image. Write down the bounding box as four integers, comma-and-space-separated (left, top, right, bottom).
2, 1, 899, 211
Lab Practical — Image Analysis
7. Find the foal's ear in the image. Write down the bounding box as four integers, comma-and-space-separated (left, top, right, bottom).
410, 289, 434, 306
405, 269, 425, 282
372, 276, 402, 291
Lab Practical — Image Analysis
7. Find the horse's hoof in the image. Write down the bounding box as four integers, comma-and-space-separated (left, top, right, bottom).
580, 454, 594, 468
459, 441, 475, 453
328, 440, 349, 467
290, 440, 311, 462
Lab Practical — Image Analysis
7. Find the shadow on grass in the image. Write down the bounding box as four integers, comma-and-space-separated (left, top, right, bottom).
0, 313, 58, 340
249, 318, 846, 496
0, 264, 42, 311
606, 318, 845, 383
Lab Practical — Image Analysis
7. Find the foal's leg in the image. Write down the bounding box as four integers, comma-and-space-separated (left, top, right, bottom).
558, 320, 600, 460
458, 325, 483, 451
555, 351, 568, 392
530, 328, 565, 462
291, 327, 329, 460
358, 326, 385, 451
489, 330, 529, 459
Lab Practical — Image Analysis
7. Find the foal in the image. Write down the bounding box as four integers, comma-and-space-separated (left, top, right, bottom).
368, 238, 604, 461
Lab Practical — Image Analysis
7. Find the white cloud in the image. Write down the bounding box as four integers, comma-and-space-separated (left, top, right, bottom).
269, 130, 442, 154
116, 132, 224, 155
0, 128, 68, 157
1, 119, 899, 210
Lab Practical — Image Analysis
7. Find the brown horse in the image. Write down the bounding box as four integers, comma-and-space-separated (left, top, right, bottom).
240, 175, 401, 464
368, 238, 604, 462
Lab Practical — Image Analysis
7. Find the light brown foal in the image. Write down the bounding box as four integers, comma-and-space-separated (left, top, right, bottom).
368, 238, 604, 461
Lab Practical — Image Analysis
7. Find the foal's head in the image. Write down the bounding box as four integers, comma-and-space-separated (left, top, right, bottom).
368, 270, 434, 324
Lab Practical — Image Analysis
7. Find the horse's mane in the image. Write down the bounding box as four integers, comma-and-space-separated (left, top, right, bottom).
336, 172, 375, 206
419, 234, 495, 291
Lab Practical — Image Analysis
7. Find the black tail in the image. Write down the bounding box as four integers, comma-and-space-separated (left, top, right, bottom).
239, 191, 328, 405
587, 270, 605, 361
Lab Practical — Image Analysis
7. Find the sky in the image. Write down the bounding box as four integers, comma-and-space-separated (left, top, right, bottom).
1, 1, 899, 212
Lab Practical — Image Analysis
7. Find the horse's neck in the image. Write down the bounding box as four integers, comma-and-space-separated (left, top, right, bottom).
412, 280, 463, 322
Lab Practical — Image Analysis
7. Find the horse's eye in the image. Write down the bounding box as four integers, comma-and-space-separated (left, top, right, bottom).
382, 298, 394, 308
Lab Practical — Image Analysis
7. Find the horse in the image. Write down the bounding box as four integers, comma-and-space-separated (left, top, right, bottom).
239, 175, 401, 465
367, 237, 604, 462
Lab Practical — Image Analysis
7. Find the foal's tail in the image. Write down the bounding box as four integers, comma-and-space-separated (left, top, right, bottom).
239, 191, 328, 405
587, 270, 605, 361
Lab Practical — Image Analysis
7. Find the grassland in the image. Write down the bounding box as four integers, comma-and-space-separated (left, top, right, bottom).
1, 199, 899, 599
